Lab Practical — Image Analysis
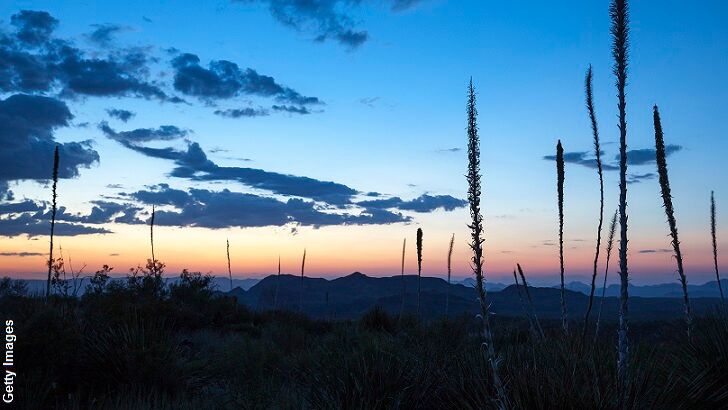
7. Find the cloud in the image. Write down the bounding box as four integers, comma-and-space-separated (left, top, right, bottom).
622, 145, 682, 166
0, 198, 139, 237
126, 184, 410, 228
627, 172, 655, 184
272, 104, 310, 115
436, 147, 462, 153
0, 94, 99, 184
544, 145, 683, 170
171, 53, 322, 106
99, 122, 187, 144
638, 249, 672, 254
236, 1, 423, 49
543, 150, 619, 171
0, 216, 111, 237
106, 108, 135, 122
0, 251, 44, 257
1, 10, 180, 101
357, 194, 467, 212
87, 24, 127, 46
102, 125, 358, 204
10, 10, 58, 46
214, 107, 270, 118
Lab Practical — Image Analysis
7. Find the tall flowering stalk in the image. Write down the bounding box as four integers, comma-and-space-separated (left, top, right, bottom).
46, 146, 60, 299
416, 228, 423, 317
583, 66, 605, 339
595, 209, 618, 339
712, 192, 725, 309
445, 233, 454, 318
654, 105, 692, 338
556, 139, 568, 334
466, 79, 507, 408
611, 0, 631, 387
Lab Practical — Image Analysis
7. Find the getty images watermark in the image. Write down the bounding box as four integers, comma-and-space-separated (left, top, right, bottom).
3, 319, 15, 404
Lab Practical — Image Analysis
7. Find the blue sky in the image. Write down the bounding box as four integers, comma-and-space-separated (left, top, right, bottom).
0, 1, 727, 285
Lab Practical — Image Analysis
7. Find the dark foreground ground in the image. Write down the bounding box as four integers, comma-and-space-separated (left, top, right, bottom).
2, 273, 727, 409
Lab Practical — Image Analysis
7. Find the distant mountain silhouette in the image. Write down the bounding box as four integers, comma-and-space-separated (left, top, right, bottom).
227, 272, 725, 321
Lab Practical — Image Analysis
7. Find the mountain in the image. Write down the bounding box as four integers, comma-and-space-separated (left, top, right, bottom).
564, 279, 728, 298
229, 272, 724, 321
15, 276, 261, 296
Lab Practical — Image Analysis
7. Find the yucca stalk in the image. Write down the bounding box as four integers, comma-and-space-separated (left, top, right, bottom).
513, 268, 537, 340
517, 263, 544, 340
416, 227, 423, 317
445, 233, 454, 318
46, 146, 59, 299
273, 255, 281, 309
611, 0, 631, 387
150, 205, 156, 264
583, 66, 605, 340
226, 238, 232, 291
466, 79, 507, 408
299, 248, 306, 312
595, 208, 618, 339
556, 139, 568, 334
399, 238, 406, 320
711, 191, 725, 308
654, 105, 692, 338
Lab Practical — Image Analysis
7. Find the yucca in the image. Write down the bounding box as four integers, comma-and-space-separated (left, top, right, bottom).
517, 263, 544, 340
556, 139, 568, 334
399, 238, 406, 320
299, 249, 307, 312
46, 145, 59, 299
583, 66, 605, 340
595, 209, 618, 339
445, 233, 454, 318
226, 238, 232, 291
711, 191, 725, 308
416, 227, 423, 317
654, 105, 692, 338
466, 79, 507, 408
611, 0, 631, 387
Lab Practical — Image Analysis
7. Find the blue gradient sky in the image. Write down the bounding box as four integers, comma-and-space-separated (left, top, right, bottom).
0, 1, 727, 285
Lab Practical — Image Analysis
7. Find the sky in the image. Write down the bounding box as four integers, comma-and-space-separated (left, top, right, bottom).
0, 0, 727, 285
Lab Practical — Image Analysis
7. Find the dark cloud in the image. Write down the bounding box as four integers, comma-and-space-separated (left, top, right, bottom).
436, 147, 462, 153
214, 107, 269, 118
87, 24, 127, 46
272, 104, 310, 115
638, 249, 672, 254
99, 122, 187, 144
171, 53, 321, 106
102, 125, 358, 204
627, 172, 655, 184
357, 194, 466, 213
236, 0, 368, 49
0, 251, 44, 257
543, 150, 619, 171
127, 184, 409, 228
1, 11, 180, 101
622, 145, 682, 166
544, 145, 683, 170
236, 1, 422, 49
106, 108, 135, 122
10, 10, 58, 46
0, 216, 111, 237
0, 198, 138, 237
0, 94, 99, 183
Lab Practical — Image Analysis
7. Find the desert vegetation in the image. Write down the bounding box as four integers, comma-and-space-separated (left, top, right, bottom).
3, 0, 728, 408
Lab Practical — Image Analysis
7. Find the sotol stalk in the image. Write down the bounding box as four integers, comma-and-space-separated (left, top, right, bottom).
466, 79, 507, 408
654, 105, 692, 338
